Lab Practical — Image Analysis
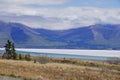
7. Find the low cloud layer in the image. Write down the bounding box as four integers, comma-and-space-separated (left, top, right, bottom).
0, 0, 71, 5
0, 0, 120, 30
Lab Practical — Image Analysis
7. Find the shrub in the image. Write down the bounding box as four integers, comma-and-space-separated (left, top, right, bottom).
107, 57, 120, 64
19, 54, 22, 60
25, 54, 31, 61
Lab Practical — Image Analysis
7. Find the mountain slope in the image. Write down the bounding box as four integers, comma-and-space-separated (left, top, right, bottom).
0, 21, 66, 48
34, 24, 120, 49
0, 21, 120, 49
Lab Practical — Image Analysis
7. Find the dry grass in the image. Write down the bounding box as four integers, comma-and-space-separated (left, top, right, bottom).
0, 59, 120, 80
36, 56, 120, 71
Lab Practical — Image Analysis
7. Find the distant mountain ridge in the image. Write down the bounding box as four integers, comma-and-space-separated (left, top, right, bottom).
0, 21, 120, 50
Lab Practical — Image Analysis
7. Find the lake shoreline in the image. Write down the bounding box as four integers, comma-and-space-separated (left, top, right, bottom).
0, 48, 120, 60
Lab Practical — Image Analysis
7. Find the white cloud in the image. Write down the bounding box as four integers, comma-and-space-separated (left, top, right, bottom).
0, 0, 71, 5
0, 0, 120, 30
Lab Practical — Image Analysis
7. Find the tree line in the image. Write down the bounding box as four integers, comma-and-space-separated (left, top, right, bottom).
2, 40, 31, 61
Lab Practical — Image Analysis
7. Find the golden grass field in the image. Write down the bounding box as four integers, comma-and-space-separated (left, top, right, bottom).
0, 54, 120, 80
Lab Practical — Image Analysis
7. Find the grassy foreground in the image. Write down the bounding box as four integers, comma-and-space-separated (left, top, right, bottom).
0, 54, 120, 80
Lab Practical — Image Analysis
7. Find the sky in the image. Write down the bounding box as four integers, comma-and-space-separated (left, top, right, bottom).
0, 0, 120, 30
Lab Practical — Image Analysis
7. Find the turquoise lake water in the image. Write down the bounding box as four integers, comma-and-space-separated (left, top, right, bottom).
0, 50, 108, 60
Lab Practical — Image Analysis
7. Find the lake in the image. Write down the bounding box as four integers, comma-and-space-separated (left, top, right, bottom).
0, 48, 120, 60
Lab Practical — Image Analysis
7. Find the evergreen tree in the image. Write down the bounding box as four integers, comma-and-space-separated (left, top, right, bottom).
25, 54, 28, 60
12, 43, 17, 59
19, 54, 22, 60
3, 40, 17, 59
25, 54, 31, 61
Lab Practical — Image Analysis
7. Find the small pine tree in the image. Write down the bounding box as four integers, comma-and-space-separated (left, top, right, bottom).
12, 43, 17, 59
19, 54, 22, 60
25, 54, 27, 60
25, 54, 31, 61
5, 40, 12, 59
3, 40, 17, 59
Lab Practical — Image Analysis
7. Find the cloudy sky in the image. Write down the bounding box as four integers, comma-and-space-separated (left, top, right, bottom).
0, 0, 120, 30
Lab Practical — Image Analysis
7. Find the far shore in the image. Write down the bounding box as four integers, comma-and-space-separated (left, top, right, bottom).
0, 48, 120, 57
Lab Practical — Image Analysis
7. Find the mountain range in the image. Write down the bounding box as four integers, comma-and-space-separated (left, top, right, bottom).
0, 21, 120, 50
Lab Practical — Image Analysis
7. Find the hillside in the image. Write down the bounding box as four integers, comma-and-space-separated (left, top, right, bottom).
0, 21, 66, 48
0, 21, 120, 49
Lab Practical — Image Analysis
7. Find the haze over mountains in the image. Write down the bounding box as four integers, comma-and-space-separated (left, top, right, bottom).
0, 21, 120, 50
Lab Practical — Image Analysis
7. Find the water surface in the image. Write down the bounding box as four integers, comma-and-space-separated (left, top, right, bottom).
0, 48, 120, 60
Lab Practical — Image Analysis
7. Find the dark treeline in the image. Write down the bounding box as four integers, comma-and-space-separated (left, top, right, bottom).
2, 40, 31, 61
